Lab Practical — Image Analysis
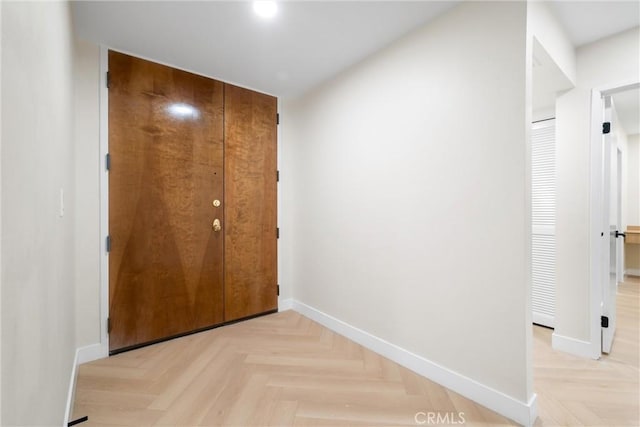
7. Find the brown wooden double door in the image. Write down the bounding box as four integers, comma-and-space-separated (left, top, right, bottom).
108, 51, 277, 353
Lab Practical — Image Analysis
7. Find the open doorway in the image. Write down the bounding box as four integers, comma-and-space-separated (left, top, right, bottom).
594, 84, 640, 354
530, 39, 573, 329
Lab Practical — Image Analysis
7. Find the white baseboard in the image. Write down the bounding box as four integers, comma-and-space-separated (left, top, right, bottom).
278, 297, 293, 311
552, 332, 599, 359
77, 342, 108, 365
63, 348, 80, 427
625, 268, 640, 277
292, 300, 537, 427
64, 343, 108, 426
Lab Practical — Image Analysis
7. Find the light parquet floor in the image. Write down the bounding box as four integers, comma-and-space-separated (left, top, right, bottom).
73, 277, 639, 426
533, 276, 639, 427
72, 312, 515, 426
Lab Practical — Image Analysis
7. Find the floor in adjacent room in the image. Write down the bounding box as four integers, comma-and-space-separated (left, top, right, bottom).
533, 275, 639, 426
72, 276, 639, 426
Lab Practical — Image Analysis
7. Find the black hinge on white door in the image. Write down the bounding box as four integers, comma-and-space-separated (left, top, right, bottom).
277, 170, 280, 182
277, 113, 280, 125
106, 71, 111, 89
276, 228, 280, 239
277, 285, 280, 296
601, 316, 609, 328
106, 235, 111, 253
105, 153, 111, 171
603, 122, 611, 134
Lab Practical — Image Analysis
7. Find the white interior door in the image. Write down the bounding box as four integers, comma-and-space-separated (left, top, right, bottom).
602, 96, 617, 354
531, 119, 556, 328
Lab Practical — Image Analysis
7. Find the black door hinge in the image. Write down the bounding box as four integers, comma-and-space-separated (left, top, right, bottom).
603, 122, 611, 134
106, 71, 111, 89
277, 285, 280, 296
106, 235, 111, 253
105, 153, 111, 171
277, 113, 280, 125
107, 317, 112, 334
276, 228, 280, 239
277, 170, 280, 182
601, 316, 609, 328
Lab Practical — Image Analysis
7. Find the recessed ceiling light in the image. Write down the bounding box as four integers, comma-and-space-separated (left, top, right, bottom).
253, 1, 278, 19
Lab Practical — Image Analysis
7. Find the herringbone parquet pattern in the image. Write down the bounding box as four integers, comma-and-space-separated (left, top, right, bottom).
72, 312, 515, 426
533, 277, 639, 427
73, 277, 639, 426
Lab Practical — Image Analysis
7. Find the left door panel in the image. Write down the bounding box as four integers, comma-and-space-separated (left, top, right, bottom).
108, 51, 225, 353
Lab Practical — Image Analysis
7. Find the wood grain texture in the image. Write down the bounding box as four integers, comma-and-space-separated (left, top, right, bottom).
72, 276, 640, 426
73, 310, 516, 426
108, 51, 225, 352
533, 276, 639, 426
625, 229, 640, 245
224, 83, 278, 321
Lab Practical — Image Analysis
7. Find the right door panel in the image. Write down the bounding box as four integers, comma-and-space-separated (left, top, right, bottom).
224, 84, 278, 321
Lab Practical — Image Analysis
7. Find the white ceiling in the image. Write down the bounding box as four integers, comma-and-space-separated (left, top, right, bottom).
73, 1, 639, 99
532, 38, 574, 114
72, 1, 457, 98
612, 88, 640, 135
549, 1, 640, 47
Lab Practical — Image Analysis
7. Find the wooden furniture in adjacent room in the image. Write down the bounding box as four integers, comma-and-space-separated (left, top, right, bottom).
624, 225, 640, 277
625, 225, 640, 245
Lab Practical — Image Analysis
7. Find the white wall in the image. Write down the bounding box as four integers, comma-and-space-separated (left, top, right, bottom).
0, 1, 3, 421
627, 134, 640, 226
626, 134, 640, 275
555, 89, 592, 344
278, 98, 294, 303
527, 1, 576, 86
74, 39, 102, 349
611, 104, 629, 285
283, 0, 532, 413
611, 105, 628, 231
1, 1, 77, 425
529, 5, 575, 119
555, 27, 639, 352
577, 28, 640, 89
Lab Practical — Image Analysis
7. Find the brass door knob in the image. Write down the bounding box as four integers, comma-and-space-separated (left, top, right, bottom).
212, 219, 221, 232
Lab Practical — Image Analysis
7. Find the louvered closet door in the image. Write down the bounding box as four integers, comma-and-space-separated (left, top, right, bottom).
531, 119, 556, 328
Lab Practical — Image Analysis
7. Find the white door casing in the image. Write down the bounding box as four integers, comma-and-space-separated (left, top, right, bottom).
589, 82, 638, 358
615, 148, 624, 285
601, 95, 617, 354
